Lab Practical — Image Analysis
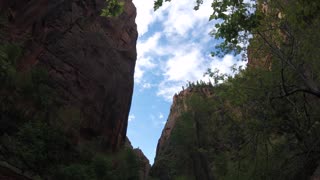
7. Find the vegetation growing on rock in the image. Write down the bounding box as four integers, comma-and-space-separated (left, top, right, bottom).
0, 0, 141, 178
0, 42, 142, 179
151, 0, 320, 179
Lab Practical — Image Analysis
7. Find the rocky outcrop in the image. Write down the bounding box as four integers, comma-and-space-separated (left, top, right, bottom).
151, 84, 320, 180
155, 90, 188, 156
150, 86, 215, 180
126, 138, 151, 180
1, 0, 137, 150
134, 148, 151, 180
156, 87, 214, 156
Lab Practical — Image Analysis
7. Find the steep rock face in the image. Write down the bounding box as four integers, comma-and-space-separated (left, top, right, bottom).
126, 138, 151, 180
134, 148, 151, 180
1, 0, 137, 150
156, 87, 214, 156
151, 87, 215, 180
155, 90, 188, 156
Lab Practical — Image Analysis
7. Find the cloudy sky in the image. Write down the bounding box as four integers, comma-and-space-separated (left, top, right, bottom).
128, 0, 246, 164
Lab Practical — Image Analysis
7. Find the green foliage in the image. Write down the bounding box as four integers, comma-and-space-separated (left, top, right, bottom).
55, 164, 90, 180
0, 43, 22, 87
55, 156, 112, 180
0, 42, 141, 179
1, 120, 75, 175
208, 62, 320, 179
1, 117, 140, 179
153, 57, 320, 179
209, 0, 259, 56
154, 0, 203, 11
154, 0, 258, 56
54, 148, 140, 180
186, 64, 320, 179
154, 0, 169, 11
101, 0, 124, 17
171, 112, 196, 150
91, 155, 113, 179
0, 43, 58, 137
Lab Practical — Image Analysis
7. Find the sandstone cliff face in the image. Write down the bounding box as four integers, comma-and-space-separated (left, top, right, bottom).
134, 148, 151, 180
126, 138, 151, 180
1, 0, 137, 150
155, 90, 189, 157
150, 86, 215, 180
151, 77, 320, 180
155, 87, 214, 157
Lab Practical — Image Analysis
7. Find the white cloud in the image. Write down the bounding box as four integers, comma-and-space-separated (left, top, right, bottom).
161, 0, 213, 36
132, 0, 168, 36
137, 33, 162, 59
157, 81, 185, 101
210, 55, 236, 74
134, 33, 161, 83
129, 0, 250, 165
128, 114, 135, 122
157, 53, 246, 101
133, 0, 247, 101
164, 47, 204, 81
159, 113, 164, 119
132, 0, 154, 36
142, 83, 152, 89
134, 65, 144, 82
210, 55, 247, 75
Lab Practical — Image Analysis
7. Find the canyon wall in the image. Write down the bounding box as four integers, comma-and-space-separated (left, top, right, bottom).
1, 0, 137, 150
0, 0, 148, 179
150, 86, 215, 180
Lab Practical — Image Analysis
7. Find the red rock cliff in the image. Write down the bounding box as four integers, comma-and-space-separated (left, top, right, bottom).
1, 0, 138, 150
151, 86, 214, 180
155, 87, 214, 157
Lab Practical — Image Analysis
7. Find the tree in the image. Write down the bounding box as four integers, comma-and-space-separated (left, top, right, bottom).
155, 0, 320, 100
101, 0, 124, 17
152, 1, 320, 179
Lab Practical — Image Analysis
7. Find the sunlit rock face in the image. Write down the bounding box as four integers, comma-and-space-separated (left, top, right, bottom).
1, 0, 137, 150
155, 87, 214, 156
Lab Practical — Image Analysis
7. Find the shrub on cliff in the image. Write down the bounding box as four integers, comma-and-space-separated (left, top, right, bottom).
0, 42, 141, 179
54, 148, 140, 180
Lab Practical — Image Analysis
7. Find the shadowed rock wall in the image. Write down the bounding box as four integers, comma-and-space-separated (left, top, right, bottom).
1, 0, 138, 150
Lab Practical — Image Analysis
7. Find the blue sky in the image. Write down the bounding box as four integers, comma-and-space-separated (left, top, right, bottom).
128, 0, 247, 164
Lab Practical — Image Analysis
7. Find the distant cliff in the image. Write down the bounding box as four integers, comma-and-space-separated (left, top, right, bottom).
150, 80, 320, 180
126, 138, 151, 180
150, 86, 215, 180
148, 1, 320, 178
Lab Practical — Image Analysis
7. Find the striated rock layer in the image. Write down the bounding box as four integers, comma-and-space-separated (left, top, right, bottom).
1, 0, 138, 150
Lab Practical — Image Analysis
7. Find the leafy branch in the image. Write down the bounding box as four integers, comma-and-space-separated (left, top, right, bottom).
101, 0, 124, 17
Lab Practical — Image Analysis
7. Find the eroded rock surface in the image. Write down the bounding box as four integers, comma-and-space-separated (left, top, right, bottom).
126, 138, 151, 180
151, 87, 214, 180
155, 87, 214, 157
1, 0, 137, 150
